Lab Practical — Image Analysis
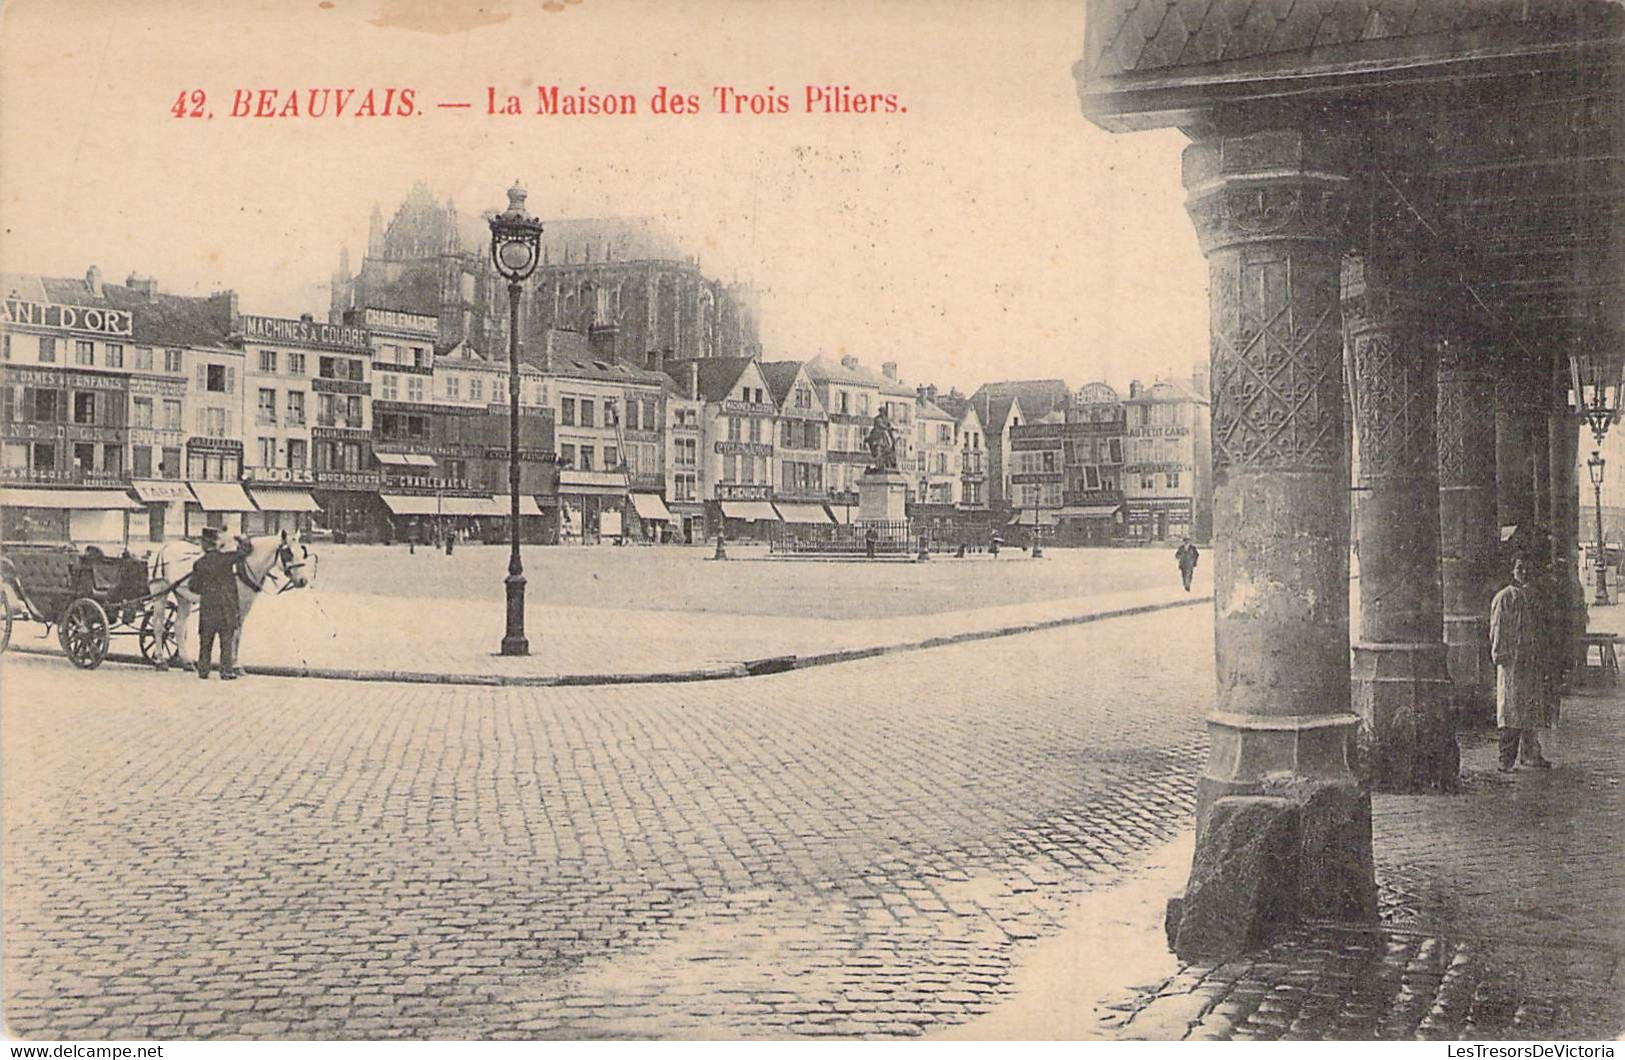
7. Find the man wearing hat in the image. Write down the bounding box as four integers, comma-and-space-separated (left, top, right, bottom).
191, 527, 241, 680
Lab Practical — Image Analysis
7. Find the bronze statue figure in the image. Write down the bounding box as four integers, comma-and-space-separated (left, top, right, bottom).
865, 410, 899, 472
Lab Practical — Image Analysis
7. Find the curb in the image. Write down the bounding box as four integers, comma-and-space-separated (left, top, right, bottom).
6, 593, 1212, 688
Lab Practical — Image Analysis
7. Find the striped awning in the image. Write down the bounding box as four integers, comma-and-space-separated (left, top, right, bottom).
381, 494, 440, 515
774, 502, 833, 525
630, 493, 675, 522
719, 500, 780, 522
250, 489, 322, 513
0, 488, 143, 511
188, 482, 256, 512
491, 494, 544, 517
1057, 503, 1121, 519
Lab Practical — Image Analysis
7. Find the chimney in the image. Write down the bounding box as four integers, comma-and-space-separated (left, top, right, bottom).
882, 361, 898, 382
688, 361, 699, 402
1191, 364, 1210, 397
124, 273, 158, 299
917, 383, 937, 403
85, 266, 103, 298
840, 355, 859, 371
1129, 379, 1143, 400
300, 312, 315, 324
587, 322, 619, 360
646, 349, 664, 374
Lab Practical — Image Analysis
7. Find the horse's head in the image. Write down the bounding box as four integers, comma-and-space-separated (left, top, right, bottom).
239, 531, 316, 593
273, 530, 316, 592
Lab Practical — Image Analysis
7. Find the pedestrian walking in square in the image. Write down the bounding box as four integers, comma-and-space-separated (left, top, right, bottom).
1490, 557, 1555, 771
191, 527, 241, 681
1175, 537, 1200, 591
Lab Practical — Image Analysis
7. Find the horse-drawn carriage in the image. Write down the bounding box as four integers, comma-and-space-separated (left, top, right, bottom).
0, 543, 179, 669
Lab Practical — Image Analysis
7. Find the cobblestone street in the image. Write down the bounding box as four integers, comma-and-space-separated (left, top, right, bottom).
3, 606, 1212, 1039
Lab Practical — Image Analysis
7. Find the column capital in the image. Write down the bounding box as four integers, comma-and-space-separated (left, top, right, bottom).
1182, 128, 1358, 256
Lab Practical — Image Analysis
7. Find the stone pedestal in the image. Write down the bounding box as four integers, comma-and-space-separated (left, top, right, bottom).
1437, 343, 1499, 725
857, 469, 909, 523
1169, 127, 1376, 963
1344, 254, 1457, 792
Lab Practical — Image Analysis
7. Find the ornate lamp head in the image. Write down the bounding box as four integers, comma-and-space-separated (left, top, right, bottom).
1590, 449, 1607, 488
489, 181, 545, 283
1569, 352, 1624, 448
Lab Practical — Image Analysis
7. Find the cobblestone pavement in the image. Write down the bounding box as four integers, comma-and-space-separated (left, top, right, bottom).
1100, 692, 1625, 1041
2, 606, 1213, 1040
8, 546, 1210, 679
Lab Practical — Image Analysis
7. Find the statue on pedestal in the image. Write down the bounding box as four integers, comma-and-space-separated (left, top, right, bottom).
864, 409, 900, 472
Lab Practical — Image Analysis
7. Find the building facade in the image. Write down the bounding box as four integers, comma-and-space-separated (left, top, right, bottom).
1057, 381, 1128, 545
1120, 374, 1212, 544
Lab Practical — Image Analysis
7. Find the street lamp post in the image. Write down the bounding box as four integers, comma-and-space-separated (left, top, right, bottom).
1571, 354, 1625, 609
1590, 451, 1609, 605
490, 181, 545, 656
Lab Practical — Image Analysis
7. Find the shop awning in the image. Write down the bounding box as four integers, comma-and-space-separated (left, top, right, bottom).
376, 452, 437, 467
1057, 503, 1121, 519
188, 482, 256, 512
131, 480, 195, 504
630, 493, 675, 522
719, 500, 780, 522
380, 493, 441, 515
490, 494, 543, 517
1009, 509, 1060, 527
829, 506, 857, 525
774, 502, 833, 525
0, 488, 143, 511
250, 489, 322, 513
440, 496, 503, 517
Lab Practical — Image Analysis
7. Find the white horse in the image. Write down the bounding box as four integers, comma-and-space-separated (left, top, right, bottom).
147, 531, 315, 669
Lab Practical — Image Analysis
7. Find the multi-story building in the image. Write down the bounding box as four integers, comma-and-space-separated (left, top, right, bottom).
879, 362, 916, 475
0, 268, 238, 544
955, 402, 989, 514
329, 183, 760, 362
913, 387, 960, 506
663, 374, 704, 542
1121, 372, 1212, 543
238, 313, 377, 538
803, 354, 884, 519
541, 329, 666, 543
760, 360, 830, 529
1008, 411, 1067, 540
666, 356, 780, 539
1056, 381, 1128, 545
967, 379, 1072, 513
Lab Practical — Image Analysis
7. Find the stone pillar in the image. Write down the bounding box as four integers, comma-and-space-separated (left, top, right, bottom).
1167, 127, 1376, 962
1550, 387, 1586, 676
1497, 365, 1545, 566
1436, 338, 1499, 726
1344, 256, 1458, 792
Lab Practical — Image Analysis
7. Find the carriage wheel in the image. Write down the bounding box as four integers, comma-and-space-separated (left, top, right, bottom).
59, 598, 110, 670
138, 598, 181, 667
0, 587, 12, 655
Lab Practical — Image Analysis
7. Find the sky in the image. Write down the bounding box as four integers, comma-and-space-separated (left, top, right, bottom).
0, 0, 1207, 397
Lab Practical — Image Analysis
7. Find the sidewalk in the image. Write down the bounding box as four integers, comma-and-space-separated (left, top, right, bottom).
1046, 627, 1625, 1040
7, 573, 1212, 686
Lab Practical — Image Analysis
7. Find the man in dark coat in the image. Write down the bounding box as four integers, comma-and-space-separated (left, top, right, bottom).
1175, 538, 1200, 591
191, 527, 241, 681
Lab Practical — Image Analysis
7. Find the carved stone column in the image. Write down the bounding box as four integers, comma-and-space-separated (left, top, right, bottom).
1436, 337, 1499, 726
1167, 127, 1376, 962
1344, 255, 1458, 792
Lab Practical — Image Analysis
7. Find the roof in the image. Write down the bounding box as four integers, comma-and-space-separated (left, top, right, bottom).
1130, 376, 1209, 404
757, 360, 808, 407
663, 357, 757, 402
1080, 0, 1622, 81
969, 379, 1072, 433
803, 354, 884, 389
456, 211, 691, 265
3, 271, 236, 349
916, 396, 955, 421
934, 391, 970, 419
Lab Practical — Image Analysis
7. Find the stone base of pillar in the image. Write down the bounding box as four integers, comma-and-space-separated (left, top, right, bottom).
1351, 642, 1459, 792
1169, 780, 1376, 961
1443, 615, 1494, 728
1166, 712, 1377, 961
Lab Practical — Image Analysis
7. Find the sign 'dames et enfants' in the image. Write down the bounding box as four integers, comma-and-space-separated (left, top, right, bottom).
2, 298, 134, 337
242, 314, 369, 351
